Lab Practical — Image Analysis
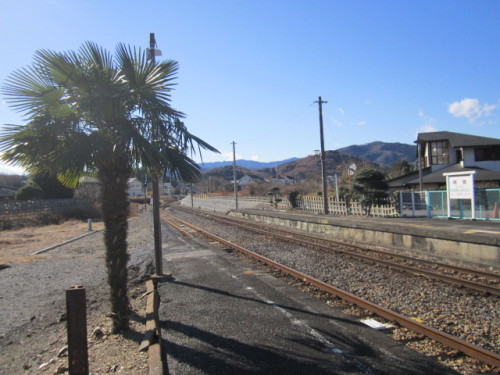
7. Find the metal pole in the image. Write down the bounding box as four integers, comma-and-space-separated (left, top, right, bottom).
417, 142, 423, 191
232, 141, 239, 210
149, 33, 163, 276
66, 286, 89, 375
315, 97, 328, 214
334, 173, 339, 201
191, 184, 194, 208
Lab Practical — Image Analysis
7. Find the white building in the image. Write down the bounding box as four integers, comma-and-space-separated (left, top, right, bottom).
388, 131, 500, 190
128, 178, 145, 197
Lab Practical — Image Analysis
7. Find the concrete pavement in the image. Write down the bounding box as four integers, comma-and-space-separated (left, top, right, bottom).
157, 228, 458, 375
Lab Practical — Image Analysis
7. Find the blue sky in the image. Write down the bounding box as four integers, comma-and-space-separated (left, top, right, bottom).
1, 0, 499, 174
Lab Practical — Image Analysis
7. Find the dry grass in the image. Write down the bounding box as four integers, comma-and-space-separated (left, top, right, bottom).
0, 220, 105, 264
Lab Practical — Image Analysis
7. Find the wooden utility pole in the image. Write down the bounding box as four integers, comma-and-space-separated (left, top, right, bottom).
232, 141, 239, 210
149, 33, 163, 276
315, 96, 329, 214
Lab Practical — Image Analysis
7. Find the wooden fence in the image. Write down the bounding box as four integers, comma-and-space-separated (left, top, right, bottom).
0, 199, 97, 218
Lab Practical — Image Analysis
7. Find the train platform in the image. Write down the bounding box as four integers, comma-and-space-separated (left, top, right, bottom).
238, 208, 500, 247
157, 227, 458, 375
227, 208, 500, 271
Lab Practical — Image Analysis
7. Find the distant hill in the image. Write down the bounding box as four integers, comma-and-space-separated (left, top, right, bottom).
198, 158, 298, 171
337, 142, 416, 166
272, 151, 379, 180
200, 142, 415, 181
202, 151, 378, 181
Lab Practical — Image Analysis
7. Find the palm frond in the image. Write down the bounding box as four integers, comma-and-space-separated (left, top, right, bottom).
161, 146, 201, 183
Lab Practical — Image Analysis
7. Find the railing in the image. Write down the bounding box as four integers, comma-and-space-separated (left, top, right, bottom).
398, 189, 500, 220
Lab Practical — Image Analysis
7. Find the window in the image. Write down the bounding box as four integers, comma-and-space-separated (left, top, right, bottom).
430, 141, 449, 165
475, 146, 500, 161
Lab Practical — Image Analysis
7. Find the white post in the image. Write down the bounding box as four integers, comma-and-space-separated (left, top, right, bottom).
411, 191, 416, 217
446, 174, 452, 218
471, 184, 476, 219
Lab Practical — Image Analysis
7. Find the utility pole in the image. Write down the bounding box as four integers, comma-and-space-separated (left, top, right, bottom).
315, 96, 329, 214
334, 172, 339, 201
232, 141, 239, 210
148, 33, 163, 276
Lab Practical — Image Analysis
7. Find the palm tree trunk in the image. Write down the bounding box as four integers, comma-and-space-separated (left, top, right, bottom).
99, 155, 131, 332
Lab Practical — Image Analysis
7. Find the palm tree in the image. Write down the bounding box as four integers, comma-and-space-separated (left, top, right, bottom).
0, 42, 218, 332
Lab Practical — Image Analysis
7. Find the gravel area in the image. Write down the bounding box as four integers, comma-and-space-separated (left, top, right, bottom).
0, 212, 156, 374
169, 207, 500, 375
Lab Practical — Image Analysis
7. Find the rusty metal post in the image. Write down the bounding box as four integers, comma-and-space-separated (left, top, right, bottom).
66, 286, 89, 375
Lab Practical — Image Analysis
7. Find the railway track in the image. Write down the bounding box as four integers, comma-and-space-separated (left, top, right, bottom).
171, 205, 500, 296
161, 208, 500, 369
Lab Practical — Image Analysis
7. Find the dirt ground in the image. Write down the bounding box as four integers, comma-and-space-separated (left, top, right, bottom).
0, 214, 154, 374
0, 220, 105, 264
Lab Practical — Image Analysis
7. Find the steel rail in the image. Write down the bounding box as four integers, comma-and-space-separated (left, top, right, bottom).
163, 211, 500, 368
162, 215, 194, 238
174, 206, 499, 280
172, 206, 500, 296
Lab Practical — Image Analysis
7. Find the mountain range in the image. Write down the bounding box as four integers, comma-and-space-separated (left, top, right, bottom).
199, 142, 415, 171
199, 141, 417, 181
336, 142, 416, 166
199, 158, 298, 171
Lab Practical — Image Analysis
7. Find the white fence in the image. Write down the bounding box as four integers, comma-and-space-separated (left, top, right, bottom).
192, 194, 399, 217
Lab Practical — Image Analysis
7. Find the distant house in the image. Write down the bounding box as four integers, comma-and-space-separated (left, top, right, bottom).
128, 178, 144, 197
128, 178, 173, 197
161, 182, 173, 196
0, 186, 16, 200
388, 131, 500, 191
237, 175, 265, 187
269, 176, 296, 185
74, 177, 103, 201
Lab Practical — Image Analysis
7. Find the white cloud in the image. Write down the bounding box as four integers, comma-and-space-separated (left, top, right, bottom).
448, 98, 496, 123
357, 121, 367, 126
416, 111, 438, 136
418, 125, 438, 133
418, 111, 437, 128
219, 151, 243, 161
0, 161, 25, 175
326, 115, 342, 127
250, 155, 260, 161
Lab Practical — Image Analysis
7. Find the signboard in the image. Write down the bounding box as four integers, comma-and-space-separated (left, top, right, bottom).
443, 171, 476, 219
448, 174, 474, 199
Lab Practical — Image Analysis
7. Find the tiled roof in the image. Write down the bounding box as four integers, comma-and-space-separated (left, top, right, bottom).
405, 164, 500, 185
416, 131, 500, 147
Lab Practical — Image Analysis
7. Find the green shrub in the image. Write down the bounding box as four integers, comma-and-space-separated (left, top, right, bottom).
288, 191, 299, 208
15, 185, 44, 200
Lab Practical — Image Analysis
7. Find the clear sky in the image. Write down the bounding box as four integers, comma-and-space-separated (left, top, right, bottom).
1, 0, 499, 174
